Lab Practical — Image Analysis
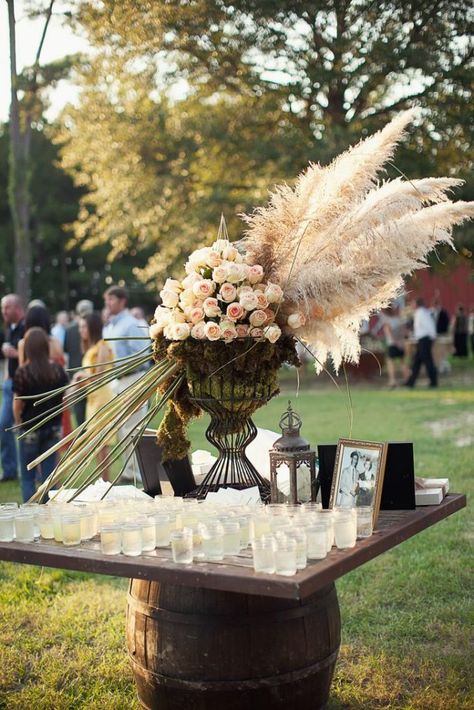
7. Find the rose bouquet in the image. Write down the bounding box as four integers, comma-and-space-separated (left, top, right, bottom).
25, 109, 473, 502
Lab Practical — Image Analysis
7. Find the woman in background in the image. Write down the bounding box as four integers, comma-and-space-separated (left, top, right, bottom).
13, 328, 69, 501
73, 312, 114, 481
18, 304, 72, 441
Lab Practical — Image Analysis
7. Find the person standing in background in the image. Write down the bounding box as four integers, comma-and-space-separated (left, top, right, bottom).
64, 300, 94, 426
405, 298, 438, 388
131, 306, 149, 330
452, 304, 468, 357
382, 304, 409, 388
51, 311, 70, 347
468, 305, 474, 358
103, 286, 150, 481
0, 294, 25, 482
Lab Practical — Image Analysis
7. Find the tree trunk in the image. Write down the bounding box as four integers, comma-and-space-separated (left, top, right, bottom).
6, 0, 32, 303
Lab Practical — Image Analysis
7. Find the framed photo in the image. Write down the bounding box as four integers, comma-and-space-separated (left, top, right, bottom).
329, 439, 388, 525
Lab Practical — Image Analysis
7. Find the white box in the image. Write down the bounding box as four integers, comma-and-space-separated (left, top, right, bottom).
415, 487, 444, 506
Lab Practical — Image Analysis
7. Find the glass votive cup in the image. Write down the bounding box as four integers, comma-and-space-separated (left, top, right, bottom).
140, 516, 156, 552
199, 521, 224, 561
301, 502, 322, 513
284, 528, 307, 570
122, 523, 143, 556
14, 512, 35, 542
333, 509, 357, 549
1, 502, 19, 511
191, 526, 205, 560
305, 524, 327, 560
238, 515, 251, 549
274, 536, 297, 576
222, 520, 241, 556
249, 514, 271, 542
252, 536, 276, 574
61, 515, 82, 546
20, 503, 41, 538
356, 506, 373, 538
0, 512, 15, 542
37, 509, 54, 539
153, 513, 171, 547
79, 512, 96, 541
170, 528, 193, 564
100, 524, 122, 555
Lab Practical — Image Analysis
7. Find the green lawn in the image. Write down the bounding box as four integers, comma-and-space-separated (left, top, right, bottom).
1, 372, 473, 709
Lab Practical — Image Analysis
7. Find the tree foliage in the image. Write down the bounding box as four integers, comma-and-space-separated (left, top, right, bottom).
59, 0, 473, 284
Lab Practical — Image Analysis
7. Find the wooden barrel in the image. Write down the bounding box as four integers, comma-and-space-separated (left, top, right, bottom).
126, 579, 340, 710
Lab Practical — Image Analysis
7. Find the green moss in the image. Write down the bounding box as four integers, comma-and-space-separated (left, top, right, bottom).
153, 335, 300, 461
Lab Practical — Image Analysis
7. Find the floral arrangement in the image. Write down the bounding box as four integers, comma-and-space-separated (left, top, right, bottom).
26, 109, 474, 502
149, 239, 304, 345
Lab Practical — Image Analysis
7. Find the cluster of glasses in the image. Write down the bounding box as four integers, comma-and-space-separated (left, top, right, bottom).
0, 498, 373, 576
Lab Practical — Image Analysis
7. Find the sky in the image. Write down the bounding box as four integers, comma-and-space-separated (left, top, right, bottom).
0, 0, 89, 123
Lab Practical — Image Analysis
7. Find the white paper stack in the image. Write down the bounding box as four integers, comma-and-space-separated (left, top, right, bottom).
205, 486, 262, 506
49, 480, 150, 503
415, 477, 449, 506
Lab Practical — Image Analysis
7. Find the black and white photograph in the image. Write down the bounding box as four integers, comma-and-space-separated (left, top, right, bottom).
330, 439, 388, 522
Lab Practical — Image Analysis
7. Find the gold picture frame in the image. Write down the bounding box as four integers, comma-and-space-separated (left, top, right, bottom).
329, 438, 388, 526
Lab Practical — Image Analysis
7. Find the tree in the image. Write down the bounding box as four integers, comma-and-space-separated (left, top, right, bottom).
60, 0, 472, 282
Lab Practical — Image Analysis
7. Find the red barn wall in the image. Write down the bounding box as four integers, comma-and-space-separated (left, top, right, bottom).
406, 264, 474, 316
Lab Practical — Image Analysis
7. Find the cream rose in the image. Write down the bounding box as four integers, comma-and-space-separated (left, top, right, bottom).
248, 265, 264, 284
264, 283, 284, 303
188, 247, 210, 268
160, 289, 179, 308
264, 324, 281, 343
287, 312, 306, 329
149, 323, 162, 339
226, 263, 243, 284
153, 306, 171, 326
191, 321, 206, 339
249, 309, 267, 327
179, 288, 196, 308
256, 292, 268, 309
182, 272, 202, 289
212, 265, 228, 283
222, 245, 238, 261
163, 277, 181, 293
219, 282, 237, 303
237, 285, 253, 296
192, 279, 215, 299
226, 302, 244, 321
203, 297, 221, 318
239, 291, 259, 311
204, 321, 221, 341
169, 309, 186, 324
171, 322, 191, 341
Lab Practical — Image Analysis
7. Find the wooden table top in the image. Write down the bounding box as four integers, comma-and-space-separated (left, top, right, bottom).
0, 494, 465, 600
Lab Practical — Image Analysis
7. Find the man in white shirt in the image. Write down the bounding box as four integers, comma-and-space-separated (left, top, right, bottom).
337, 451, 360, 507
405, 298, 438, 388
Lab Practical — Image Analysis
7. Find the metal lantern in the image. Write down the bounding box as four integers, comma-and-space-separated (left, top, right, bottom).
269, 401, 317, 504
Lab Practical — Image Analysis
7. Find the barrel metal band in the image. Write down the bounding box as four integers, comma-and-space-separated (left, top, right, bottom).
129, 647, 339, 691
127, 587, 336, 626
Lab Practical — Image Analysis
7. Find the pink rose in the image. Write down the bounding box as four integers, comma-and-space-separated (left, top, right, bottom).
204, 322, 221, 341
250, 327, 264, 338
249, 309, 267, 327
203, 297, 221, 318
193, 279, 215, 299
191, 321, 206, 339
264, 324, 281, 343
248, 265, 264, 284
220, 321, 238, 341
256, 292, 268, 309
236, 324, 249, 337
153, 306, 171, 327
226, 302, 244, 321
263, 308, 276, 324
219, 282, 237, 303
287, 312, 306, 329
239, 291, 259, 311
189, 307, 205, 324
